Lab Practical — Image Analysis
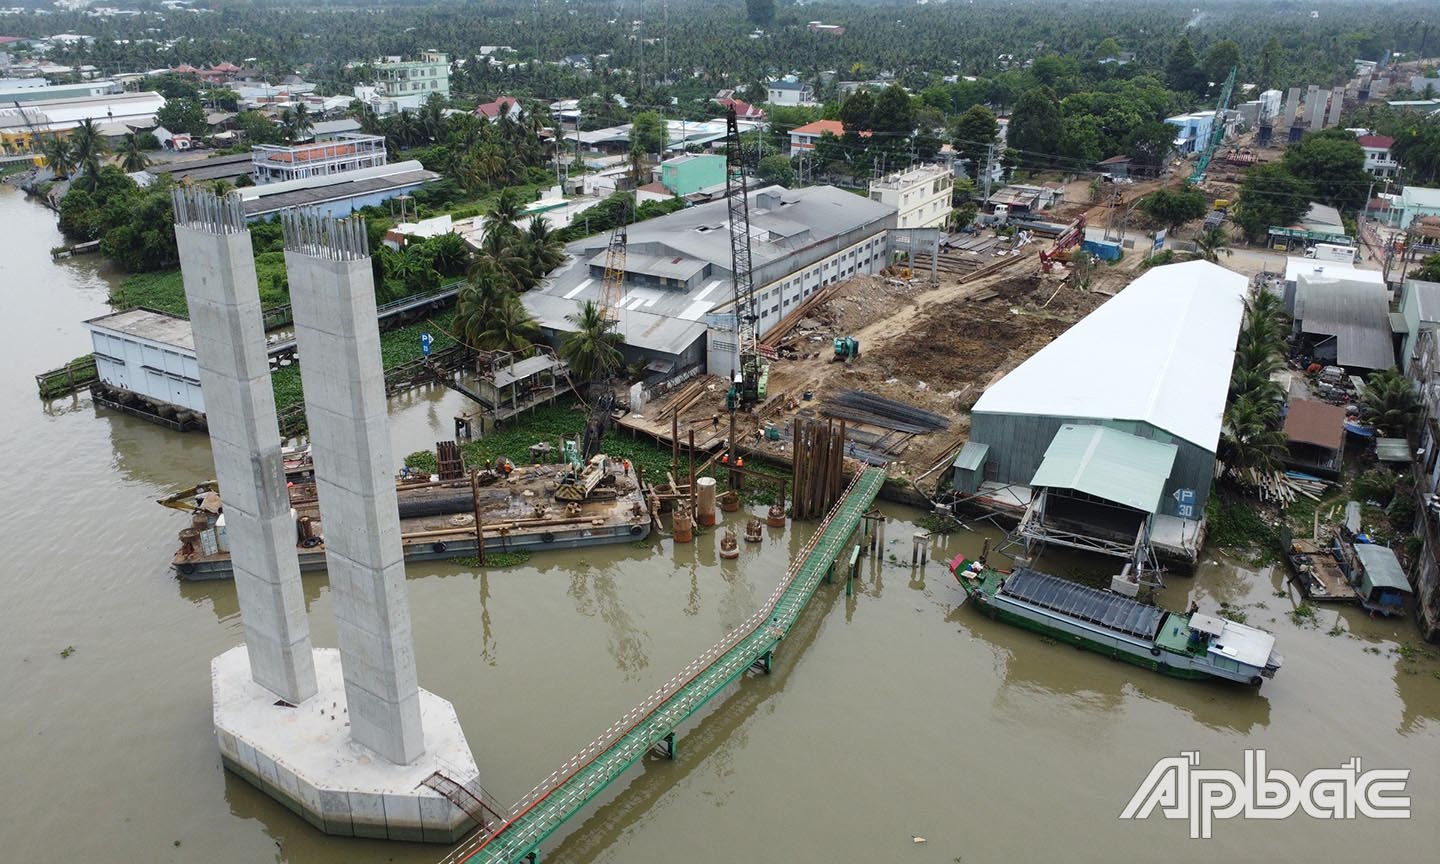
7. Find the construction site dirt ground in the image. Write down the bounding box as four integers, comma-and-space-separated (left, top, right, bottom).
622, 251, 1126, 496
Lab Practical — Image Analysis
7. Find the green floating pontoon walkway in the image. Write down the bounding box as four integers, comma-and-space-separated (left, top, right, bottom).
442, 467, 887, 864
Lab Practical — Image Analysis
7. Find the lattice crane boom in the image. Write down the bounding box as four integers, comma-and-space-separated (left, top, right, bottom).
1190, 66, 1238, 184
724, 106, 766, 410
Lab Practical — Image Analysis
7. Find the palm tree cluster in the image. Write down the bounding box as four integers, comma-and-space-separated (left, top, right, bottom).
1221, 291, 1290, 485
452, 192, 566, 354
48, 119, 109, 189
351, 95, 551, 195
1361, 368, 1421, 436
279, 103, 314, 143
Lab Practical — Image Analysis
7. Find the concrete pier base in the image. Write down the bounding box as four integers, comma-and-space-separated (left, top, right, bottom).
211, 646, 480, 843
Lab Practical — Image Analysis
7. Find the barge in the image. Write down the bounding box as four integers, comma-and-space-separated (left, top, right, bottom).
165, 458, 652, 580
950, 555, 1282, 686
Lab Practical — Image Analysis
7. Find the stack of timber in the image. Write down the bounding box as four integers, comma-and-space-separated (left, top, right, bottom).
760, 281, 847, 349
792, 418, 849, 520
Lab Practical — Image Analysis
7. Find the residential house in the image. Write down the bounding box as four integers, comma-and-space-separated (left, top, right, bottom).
806, 22, 846, 36
1096, 155, 1131, 179
868, 164, 953, 229
1164, 111, 1216, 155
474, 96, 522, 120
1356, 134, 1399, 178
1282, 399, 1347, 478
1396, 186, 1440, 229
765, 79, 815, 107
787, 119, 865, 154
713, 91, 764, 120
984, 183, 1061, 216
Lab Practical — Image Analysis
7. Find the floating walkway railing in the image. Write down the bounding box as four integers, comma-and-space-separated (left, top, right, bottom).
441, 467, 888, 864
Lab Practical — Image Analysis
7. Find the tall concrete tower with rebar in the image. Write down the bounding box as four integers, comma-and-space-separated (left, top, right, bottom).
282, 209, 424, 765
172, 187, 318, 704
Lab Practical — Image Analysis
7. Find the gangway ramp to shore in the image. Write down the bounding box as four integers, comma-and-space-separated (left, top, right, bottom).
441, 466, 888, 864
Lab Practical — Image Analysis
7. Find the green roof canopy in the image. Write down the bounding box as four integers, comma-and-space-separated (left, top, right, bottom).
1354, 543, 1412, 595
952, 441, 990, 472
1029, 424, 1178, 513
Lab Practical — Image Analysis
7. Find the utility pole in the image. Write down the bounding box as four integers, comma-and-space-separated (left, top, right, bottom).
980, 142, 996, 203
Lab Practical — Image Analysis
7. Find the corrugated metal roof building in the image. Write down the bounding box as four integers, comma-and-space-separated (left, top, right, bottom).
1292, 273, 1395, 372
968, 260, 1248, 521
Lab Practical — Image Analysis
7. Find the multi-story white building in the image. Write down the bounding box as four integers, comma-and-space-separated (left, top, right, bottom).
251, 133, 388, 185
1356, 134, 1399, 179
371, 51, 449, 111
765, 78, 815, 107
868, 164, 954, 229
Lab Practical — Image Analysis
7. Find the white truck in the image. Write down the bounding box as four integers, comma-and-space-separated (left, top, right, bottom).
1304, 242, 1359, 264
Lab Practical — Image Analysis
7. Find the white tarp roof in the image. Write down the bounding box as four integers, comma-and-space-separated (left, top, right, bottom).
971, 259, 1247, 452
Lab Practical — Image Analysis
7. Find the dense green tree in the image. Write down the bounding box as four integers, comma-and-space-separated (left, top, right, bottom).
1282, 129, 1372, 211
156, 98, 208, 136
744, 0, 774, 26
629, 110, 666, 158
757, 153, 796, 187
839, 90, 875, 138
280, 103, 314, 143
1139, 185, 1209, 231
426, 232, 472, 278
235, 111, 284, 145
870, 85, 916, 139
1417, 253, 1440, 282
1165, 37, 1203, 95
949, 105, 999, 176
1236, 163, 1313, 241
1256, 37, 1283, 91
1125, 120, 1176, 175
1008, 87, 1062, 163
1201, 40, 1241, 92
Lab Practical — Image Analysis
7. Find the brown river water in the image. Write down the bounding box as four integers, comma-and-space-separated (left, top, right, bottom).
1, 185, 1437, 863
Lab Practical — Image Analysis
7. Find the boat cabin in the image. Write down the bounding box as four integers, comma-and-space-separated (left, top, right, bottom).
1352, 543, 1413, 615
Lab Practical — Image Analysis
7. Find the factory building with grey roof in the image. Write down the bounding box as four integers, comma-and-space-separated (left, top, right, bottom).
523, 184, 896, 380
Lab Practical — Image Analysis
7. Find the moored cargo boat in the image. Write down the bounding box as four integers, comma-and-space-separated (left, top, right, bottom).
949, 555, 1282, 686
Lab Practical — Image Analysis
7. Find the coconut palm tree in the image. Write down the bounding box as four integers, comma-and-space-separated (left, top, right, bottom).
476, 228, 535, 290
486, 188, 526, 237
1221, 394, 1288, 480
117, 132, 150, 172
70, 118, 107, 182
474, 291, 541, 353
1362, 368, 1421, 434
1195, 225, 1233, 262
523, 215, 565, 279
427, 232, 471, 279
559, 300, 624, 386
42, 136, 74, 178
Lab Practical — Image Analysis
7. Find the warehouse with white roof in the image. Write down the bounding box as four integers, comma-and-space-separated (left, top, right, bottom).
961, 260, 1248, 561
